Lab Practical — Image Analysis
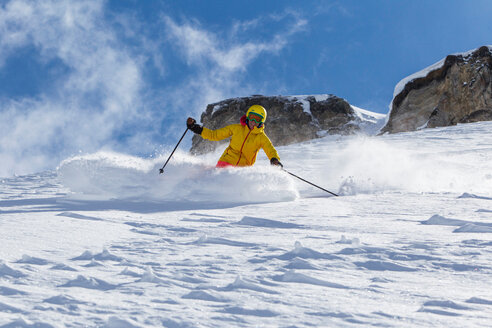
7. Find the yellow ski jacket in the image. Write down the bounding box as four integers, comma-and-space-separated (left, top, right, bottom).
201, 116, 280, 167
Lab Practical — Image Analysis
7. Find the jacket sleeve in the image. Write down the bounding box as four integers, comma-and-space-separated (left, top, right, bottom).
201, 125, 234, 141
261, 134, 280, 161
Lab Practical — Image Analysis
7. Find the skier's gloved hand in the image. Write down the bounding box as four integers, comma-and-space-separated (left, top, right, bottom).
270, 158, 283, 168
186, 117, 203, 135
186, 117, 196, 128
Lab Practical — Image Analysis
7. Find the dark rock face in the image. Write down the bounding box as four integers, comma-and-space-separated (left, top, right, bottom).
190, 95, 361, 155
381, 46, 492, 134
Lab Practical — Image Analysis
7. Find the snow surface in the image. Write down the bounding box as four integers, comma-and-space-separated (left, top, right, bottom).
1, 121, 492, 327
350, 105, 386, 135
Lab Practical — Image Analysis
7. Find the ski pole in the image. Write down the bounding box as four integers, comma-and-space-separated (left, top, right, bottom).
282, 168, 338, 197
159, 128, 189, 174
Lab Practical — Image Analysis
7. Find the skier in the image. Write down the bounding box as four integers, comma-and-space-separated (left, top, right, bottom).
187, 105, 283, 168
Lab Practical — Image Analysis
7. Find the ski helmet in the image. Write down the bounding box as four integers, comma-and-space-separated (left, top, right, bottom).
246, 105, 267, 127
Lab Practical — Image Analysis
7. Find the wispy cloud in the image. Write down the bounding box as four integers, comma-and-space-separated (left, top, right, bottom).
0, 0, 143, 177
313, 1, 352, 18
164, 11, 306, 73
160, 11, 307, 114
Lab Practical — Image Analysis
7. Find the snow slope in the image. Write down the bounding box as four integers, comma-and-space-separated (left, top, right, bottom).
1, 121, 492, 327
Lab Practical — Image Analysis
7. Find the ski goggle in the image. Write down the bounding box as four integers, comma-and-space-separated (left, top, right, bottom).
248, 112, 264, 124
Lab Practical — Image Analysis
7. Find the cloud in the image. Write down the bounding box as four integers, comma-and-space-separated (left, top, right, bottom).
159, 11, 308, 118
0, 0, 143, 177
163, 11, 306, 73
313, 1, 352, 18
0, 0, 33, 62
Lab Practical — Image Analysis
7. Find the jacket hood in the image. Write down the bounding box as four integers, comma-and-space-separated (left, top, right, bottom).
240, 115, 264, 133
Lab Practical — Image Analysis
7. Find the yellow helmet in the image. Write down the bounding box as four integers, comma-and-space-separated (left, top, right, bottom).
246, 105, 267, 127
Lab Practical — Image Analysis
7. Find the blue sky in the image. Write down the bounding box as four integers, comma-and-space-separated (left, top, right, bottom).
0, 0, 491, 177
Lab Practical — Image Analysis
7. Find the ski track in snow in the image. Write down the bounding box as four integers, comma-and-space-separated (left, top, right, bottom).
0, 122, 492, 327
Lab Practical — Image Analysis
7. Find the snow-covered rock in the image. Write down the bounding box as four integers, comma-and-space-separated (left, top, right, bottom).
191, 94, 385, 155
381, 45, 492, 134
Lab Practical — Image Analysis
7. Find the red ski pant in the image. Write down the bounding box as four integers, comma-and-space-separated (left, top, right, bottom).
216, 161, 233, 168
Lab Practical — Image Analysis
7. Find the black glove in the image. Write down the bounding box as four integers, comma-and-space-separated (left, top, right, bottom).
270, 158, 283, 167
187, 117, 203, 135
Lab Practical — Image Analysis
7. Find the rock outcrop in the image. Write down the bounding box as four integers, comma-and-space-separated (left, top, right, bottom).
381, 46, 492, 134
190, 95, 367, 155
